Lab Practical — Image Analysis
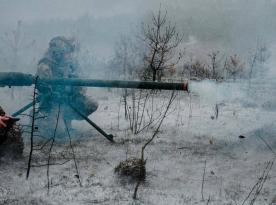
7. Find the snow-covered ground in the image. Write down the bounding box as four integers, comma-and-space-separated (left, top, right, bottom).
0, 76, 276, 205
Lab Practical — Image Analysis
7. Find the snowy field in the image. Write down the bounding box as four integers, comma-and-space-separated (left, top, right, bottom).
0, 0, 276, 204
0, 77, 276, 205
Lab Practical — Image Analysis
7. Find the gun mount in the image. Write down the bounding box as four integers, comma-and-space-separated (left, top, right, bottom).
0, 72, 189, 142
0, 72, 189, 91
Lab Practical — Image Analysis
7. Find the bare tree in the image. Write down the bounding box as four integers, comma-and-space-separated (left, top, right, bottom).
110, 35, 146, 119
1, 20, 36, 71
248, 40, 271, 84
208, 50, 221, 80
183, 58, 210, 80
23, 83, 82, 192
255, 40, 270, 64
241, 160, 274, 205
1, 20, 35, 98
26, 77, 39, 179
143, 8, 183, 81
114, 36, 132, 119
133, 90, 177, 199
225, 54, 246, 81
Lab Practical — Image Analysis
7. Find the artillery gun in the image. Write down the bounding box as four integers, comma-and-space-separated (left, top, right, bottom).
0, 72, 189, 142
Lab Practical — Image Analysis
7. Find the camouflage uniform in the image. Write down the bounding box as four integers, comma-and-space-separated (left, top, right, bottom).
36, 37, 98, 130
0, 106, 23, 158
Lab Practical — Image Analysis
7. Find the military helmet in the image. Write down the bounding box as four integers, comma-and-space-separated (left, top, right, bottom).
49, 36, 75, 55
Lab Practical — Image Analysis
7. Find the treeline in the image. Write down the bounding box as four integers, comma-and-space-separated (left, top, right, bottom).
0, 0, 275, 80
107, 7, 272, 82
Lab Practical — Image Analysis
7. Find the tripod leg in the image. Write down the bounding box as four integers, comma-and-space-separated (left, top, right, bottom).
64, 119, 82, 186
69, 104, 114, 142
12, 97, 41, 117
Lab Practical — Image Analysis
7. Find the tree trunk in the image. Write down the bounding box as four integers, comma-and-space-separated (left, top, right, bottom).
152, 69, 157, 81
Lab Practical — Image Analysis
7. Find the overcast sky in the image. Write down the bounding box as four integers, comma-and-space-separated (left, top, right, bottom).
0, 0, 151, 27
1, 0, 275, 54
2, 0, 275, 27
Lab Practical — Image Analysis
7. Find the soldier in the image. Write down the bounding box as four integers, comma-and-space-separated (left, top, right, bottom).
36, 36, 98, 133
0, 106, 23, 158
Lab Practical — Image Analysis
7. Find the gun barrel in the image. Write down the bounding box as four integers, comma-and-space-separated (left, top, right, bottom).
0, 72, 188, 91
42, 78, 188, 91
0, 72, 34, 87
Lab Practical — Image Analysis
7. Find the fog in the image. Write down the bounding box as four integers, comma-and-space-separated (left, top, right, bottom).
0, 0, 275, 112
0, 0, 275, 75
1, 1, 276, 204
1, 0, 275, 106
